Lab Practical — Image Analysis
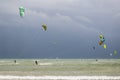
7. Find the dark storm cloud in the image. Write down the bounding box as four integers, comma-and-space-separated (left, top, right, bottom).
0, 0, 120, 58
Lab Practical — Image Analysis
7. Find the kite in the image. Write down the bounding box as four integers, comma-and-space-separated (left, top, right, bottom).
110, 53, 112, 56
103, 44, 107, 49
99, 41, 103, 45
19, 6, 25, 17
99, 34, 106, 49
99, 35, 105, 45
42, 24, 47, 31
93, 46, 95, 50
99, 35, 104, 39
99, 35, 105, 44
114, 50, 117, 55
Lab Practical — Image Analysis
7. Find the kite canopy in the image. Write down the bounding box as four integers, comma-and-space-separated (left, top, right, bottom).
93, 46, 95, 50
103, 44, 107, 49
114, 50, 117, 55
99, 35, 104, 39
100, 38, 105, 43
42, 24, 47, 31
99, 34, 105, 45
99, 41, 103, 45
99, 34, 107, 49
19, 6, 25, 17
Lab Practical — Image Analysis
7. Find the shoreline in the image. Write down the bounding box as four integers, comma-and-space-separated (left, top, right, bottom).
0, 75, 120, 80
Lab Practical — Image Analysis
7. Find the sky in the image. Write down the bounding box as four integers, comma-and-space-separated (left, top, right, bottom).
0, 0, 120, 59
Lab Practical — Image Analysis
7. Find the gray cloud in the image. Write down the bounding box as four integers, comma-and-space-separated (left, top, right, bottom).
0, 0, 120, 58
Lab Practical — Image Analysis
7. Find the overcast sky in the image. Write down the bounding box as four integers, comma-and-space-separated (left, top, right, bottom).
0, 0, 120, 58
